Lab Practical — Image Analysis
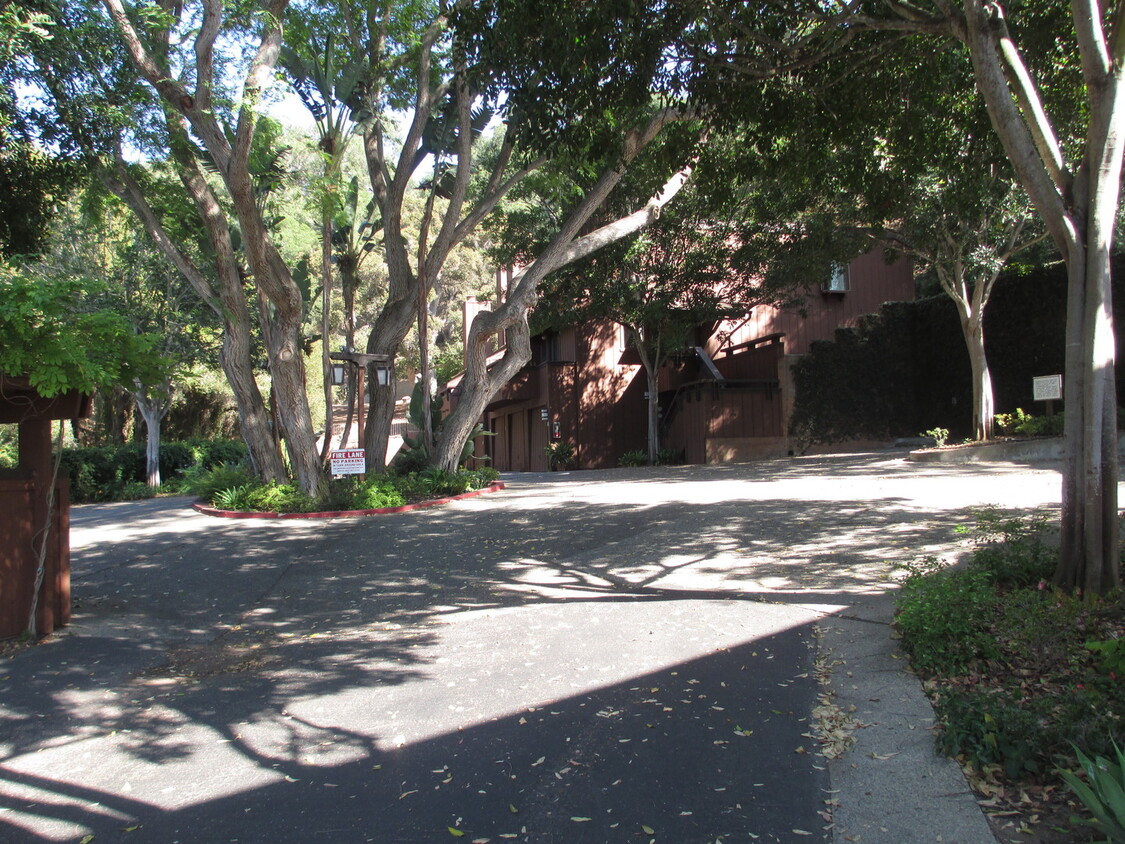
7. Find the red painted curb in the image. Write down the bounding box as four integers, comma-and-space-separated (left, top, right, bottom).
191, 482, 506, 520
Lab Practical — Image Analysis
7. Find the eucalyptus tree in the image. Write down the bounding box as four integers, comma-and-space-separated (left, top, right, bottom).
799, 0, 1122, 594
733, 42, 1046, 443
281, 0, 710, 473
502, 130, 788, 466
95, 0, 337, 496
280, 28, 364, 460
11, 0, 301, 487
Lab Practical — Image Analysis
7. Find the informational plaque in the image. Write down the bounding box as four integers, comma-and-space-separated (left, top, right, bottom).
330, 449, 366, 475
1032, 375, 1062, 402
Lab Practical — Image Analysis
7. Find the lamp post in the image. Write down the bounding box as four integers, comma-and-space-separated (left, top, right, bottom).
328, 351, 392, 452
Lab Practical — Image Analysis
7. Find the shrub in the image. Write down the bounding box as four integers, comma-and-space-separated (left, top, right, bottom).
994, 408, 1065, 438
1060, 743, 1125, 843
242, 482, 310, 513
186, 463, 258, 504
59, 438, 249, 502
418, 467, 473, 497
618, 450, 648, 467
463, 466, 500, 488
545, 441, 575, 470
352, 477, 406, 509
118, 481, 157, 501
960, 507, 1056, 589
895, 556, 1000, 676
192, 439, 248, 468
923, 426, 950, 447
0, 425, 17, 469
934, 686, 1047, 778
212, 484, 254, 511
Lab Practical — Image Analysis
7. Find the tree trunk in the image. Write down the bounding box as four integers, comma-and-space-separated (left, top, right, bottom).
102, 155, 285, 481
957, 0, 1122, 594
134, 393, 167, 487
1057, 224, 1121, 594
960, 316, 994, 441
433, 122, 696, 472
362, 295, 416, 472
630, 326, 661, 464
320, 218, 334, 461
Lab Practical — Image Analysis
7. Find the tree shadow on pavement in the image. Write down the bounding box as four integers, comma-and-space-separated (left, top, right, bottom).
0, 457, 1061, 841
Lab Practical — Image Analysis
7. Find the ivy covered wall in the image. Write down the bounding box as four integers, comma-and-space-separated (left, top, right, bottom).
789, 259, 1125, 447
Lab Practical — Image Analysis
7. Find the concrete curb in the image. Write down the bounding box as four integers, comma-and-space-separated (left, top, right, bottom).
824, 615, 998, 844
909, 433, 1125, 464
190, 481, 506, 519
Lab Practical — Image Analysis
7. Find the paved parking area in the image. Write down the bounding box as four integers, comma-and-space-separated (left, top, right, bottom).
0, 453, 1066, 843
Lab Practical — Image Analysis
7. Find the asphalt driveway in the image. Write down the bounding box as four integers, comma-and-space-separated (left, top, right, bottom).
0, 453, 1066, 843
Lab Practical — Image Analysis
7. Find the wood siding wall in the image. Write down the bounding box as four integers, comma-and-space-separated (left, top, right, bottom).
479, 248, 913, 470
0, 478, 70, 638
706, 248, 914, 358
664, 343, 785, 463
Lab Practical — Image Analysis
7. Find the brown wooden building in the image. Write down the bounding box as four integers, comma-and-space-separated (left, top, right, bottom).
448, 249, 914, 471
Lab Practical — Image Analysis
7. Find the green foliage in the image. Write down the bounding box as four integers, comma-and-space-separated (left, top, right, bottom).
0, 146, 78, 259
183, 462, 258, 503
618, 450, 649, 467
1087, 639, 1125, 677
0, 265, 169, 397
163, 384, 240, 441
196, 466, 497, 513
544, 441, 575, 470
900, 510, 1125, 815
417, 467, 473, 497
934, 687, 1046, 778
994, 407, 1065, 438
60, 439, 249, 502
350, 477, 407, 510
1060, 744, 1125, 843
923, 427, 950, 447
895, 556, 1000, 675
117, 481, 157, 501
789, 302, 924, 448
463, 466, 500, 487
0, 425, 16, 469
959, 507, 1056, 589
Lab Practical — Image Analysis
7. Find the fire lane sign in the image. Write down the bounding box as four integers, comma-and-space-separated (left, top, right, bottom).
330, 449, 366, 475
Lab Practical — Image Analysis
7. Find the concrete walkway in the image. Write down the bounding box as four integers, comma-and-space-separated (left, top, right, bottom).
0, 452, 1068, 843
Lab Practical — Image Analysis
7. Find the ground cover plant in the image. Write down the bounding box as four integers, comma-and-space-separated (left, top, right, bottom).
896, 508, 1125, 843
187, 463, 501, 514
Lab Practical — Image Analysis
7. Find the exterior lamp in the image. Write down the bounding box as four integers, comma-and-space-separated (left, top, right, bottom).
373, 362, 392, 387
330, 363, 347, 386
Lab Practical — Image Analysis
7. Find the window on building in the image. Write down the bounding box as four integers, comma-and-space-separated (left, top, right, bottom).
824, 263, 850, 293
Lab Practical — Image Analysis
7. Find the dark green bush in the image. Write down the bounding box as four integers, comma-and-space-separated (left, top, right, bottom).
61, 438, 249, 502
934, 686, 1047, 778
193, 439, 248, 468
185, 462, 258, 503
895, 557, 1000, 675
618, 450, 648, 467
961, 507, 1056, 589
